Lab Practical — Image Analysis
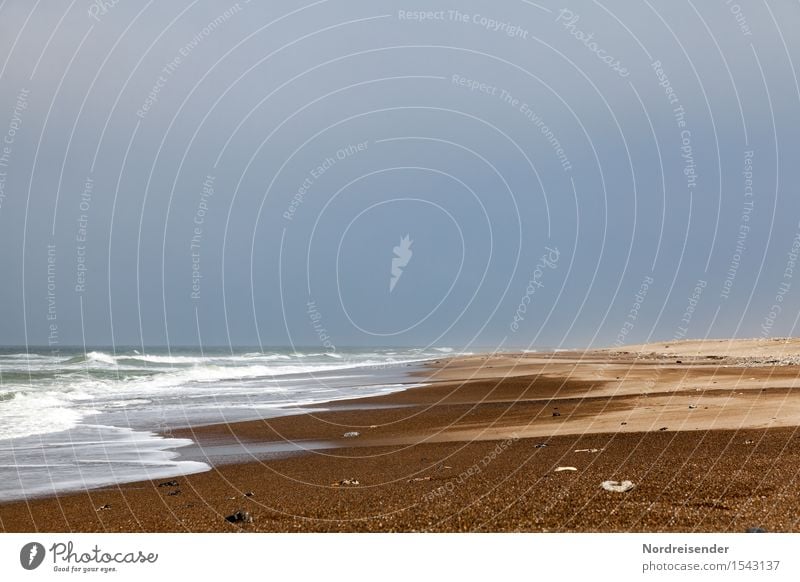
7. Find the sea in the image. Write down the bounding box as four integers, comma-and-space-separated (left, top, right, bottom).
0, 346, 463, 502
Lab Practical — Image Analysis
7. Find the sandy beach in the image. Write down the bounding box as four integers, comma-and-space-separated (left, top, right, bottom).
3, 338, 800, 532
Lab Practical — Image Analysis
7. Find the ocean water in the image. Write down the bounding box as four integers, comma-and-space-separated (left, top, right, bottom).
0, 347, 457, 501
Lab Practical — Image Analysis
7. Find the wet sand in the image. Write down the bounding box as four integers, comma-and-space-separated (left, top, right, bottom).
3, 340, 800, 532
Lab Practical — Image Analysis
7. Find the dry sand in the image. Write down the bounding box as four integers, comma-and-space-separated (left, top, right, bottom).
3, 338, 800, 532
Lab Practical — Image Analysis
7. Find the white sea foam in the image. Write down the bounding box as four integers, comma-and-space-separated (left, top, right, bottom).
0, 347, 481, 501
84, 351, 118, 365
0, 392, 86, 440
0, 348, 451, 441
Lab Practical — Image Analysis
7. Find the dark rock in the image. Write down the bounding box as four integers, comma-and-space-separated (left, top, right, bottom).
658, 427, 668, 431
244, 491, 255, 497
746, 527, 766, 533
225, 510, 253, 524
552, 410, 561, 417
158, 480, 179, 488
534, 443, 548, 448
167, 490, 181, 496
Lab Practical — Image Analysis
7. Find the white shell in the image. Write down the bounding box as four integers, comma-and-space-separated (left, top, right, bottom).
554, 466, 578, 472
601, 480, 635, 492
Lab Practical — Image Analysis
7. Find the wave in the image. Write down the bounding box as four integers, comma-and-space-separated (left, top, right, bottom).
58, 350, 361, 368
0, 391, 87, 440
0, 348, 458, 441
126, 358, 421, 388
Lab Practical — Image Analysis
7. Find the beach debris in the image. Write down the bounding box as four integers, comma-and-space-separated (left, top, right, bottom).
343, 431, 361, 438
244, 491, 255, 497
158, 480, 179, 488
225, 510, 253, 524
688, 405, 698, 409
676, 360, 683, 364
332, 478, 360, 487
534, 443, 549, 449
554, 466, 578, 472
744, 439, 755, 445
408, 476, 432, 482
746, 527, 766, 533
621, 422, 628, 426
369, 425, 378, 429
658, 427, 668, 431
601, 480, 635, 493
167, 490, 181, 496
95, 504, 111, 511
574, 448, 601, 454
552, 408, 561, 417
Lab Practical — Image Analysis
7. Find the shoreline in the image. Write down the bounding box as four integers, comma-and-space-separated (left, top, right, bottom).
3, 339, 800, 532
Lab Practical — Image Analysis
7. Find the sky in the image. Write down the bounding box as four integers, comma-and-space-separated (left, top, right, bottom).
0, 0, 798, 351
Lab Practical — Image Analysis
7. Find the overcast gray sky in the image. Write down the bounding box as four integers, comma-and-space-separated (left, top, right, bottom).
0, 0, 799, 350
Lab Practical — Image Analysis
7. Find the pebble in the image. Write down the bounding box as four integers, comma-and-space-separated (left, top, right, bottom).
225, 510, 253, 524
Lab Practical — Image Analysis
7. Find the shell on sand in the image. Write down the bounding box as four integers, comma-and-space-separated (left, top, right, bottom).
554, 466, 578, 472
601, 480, 635, 492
